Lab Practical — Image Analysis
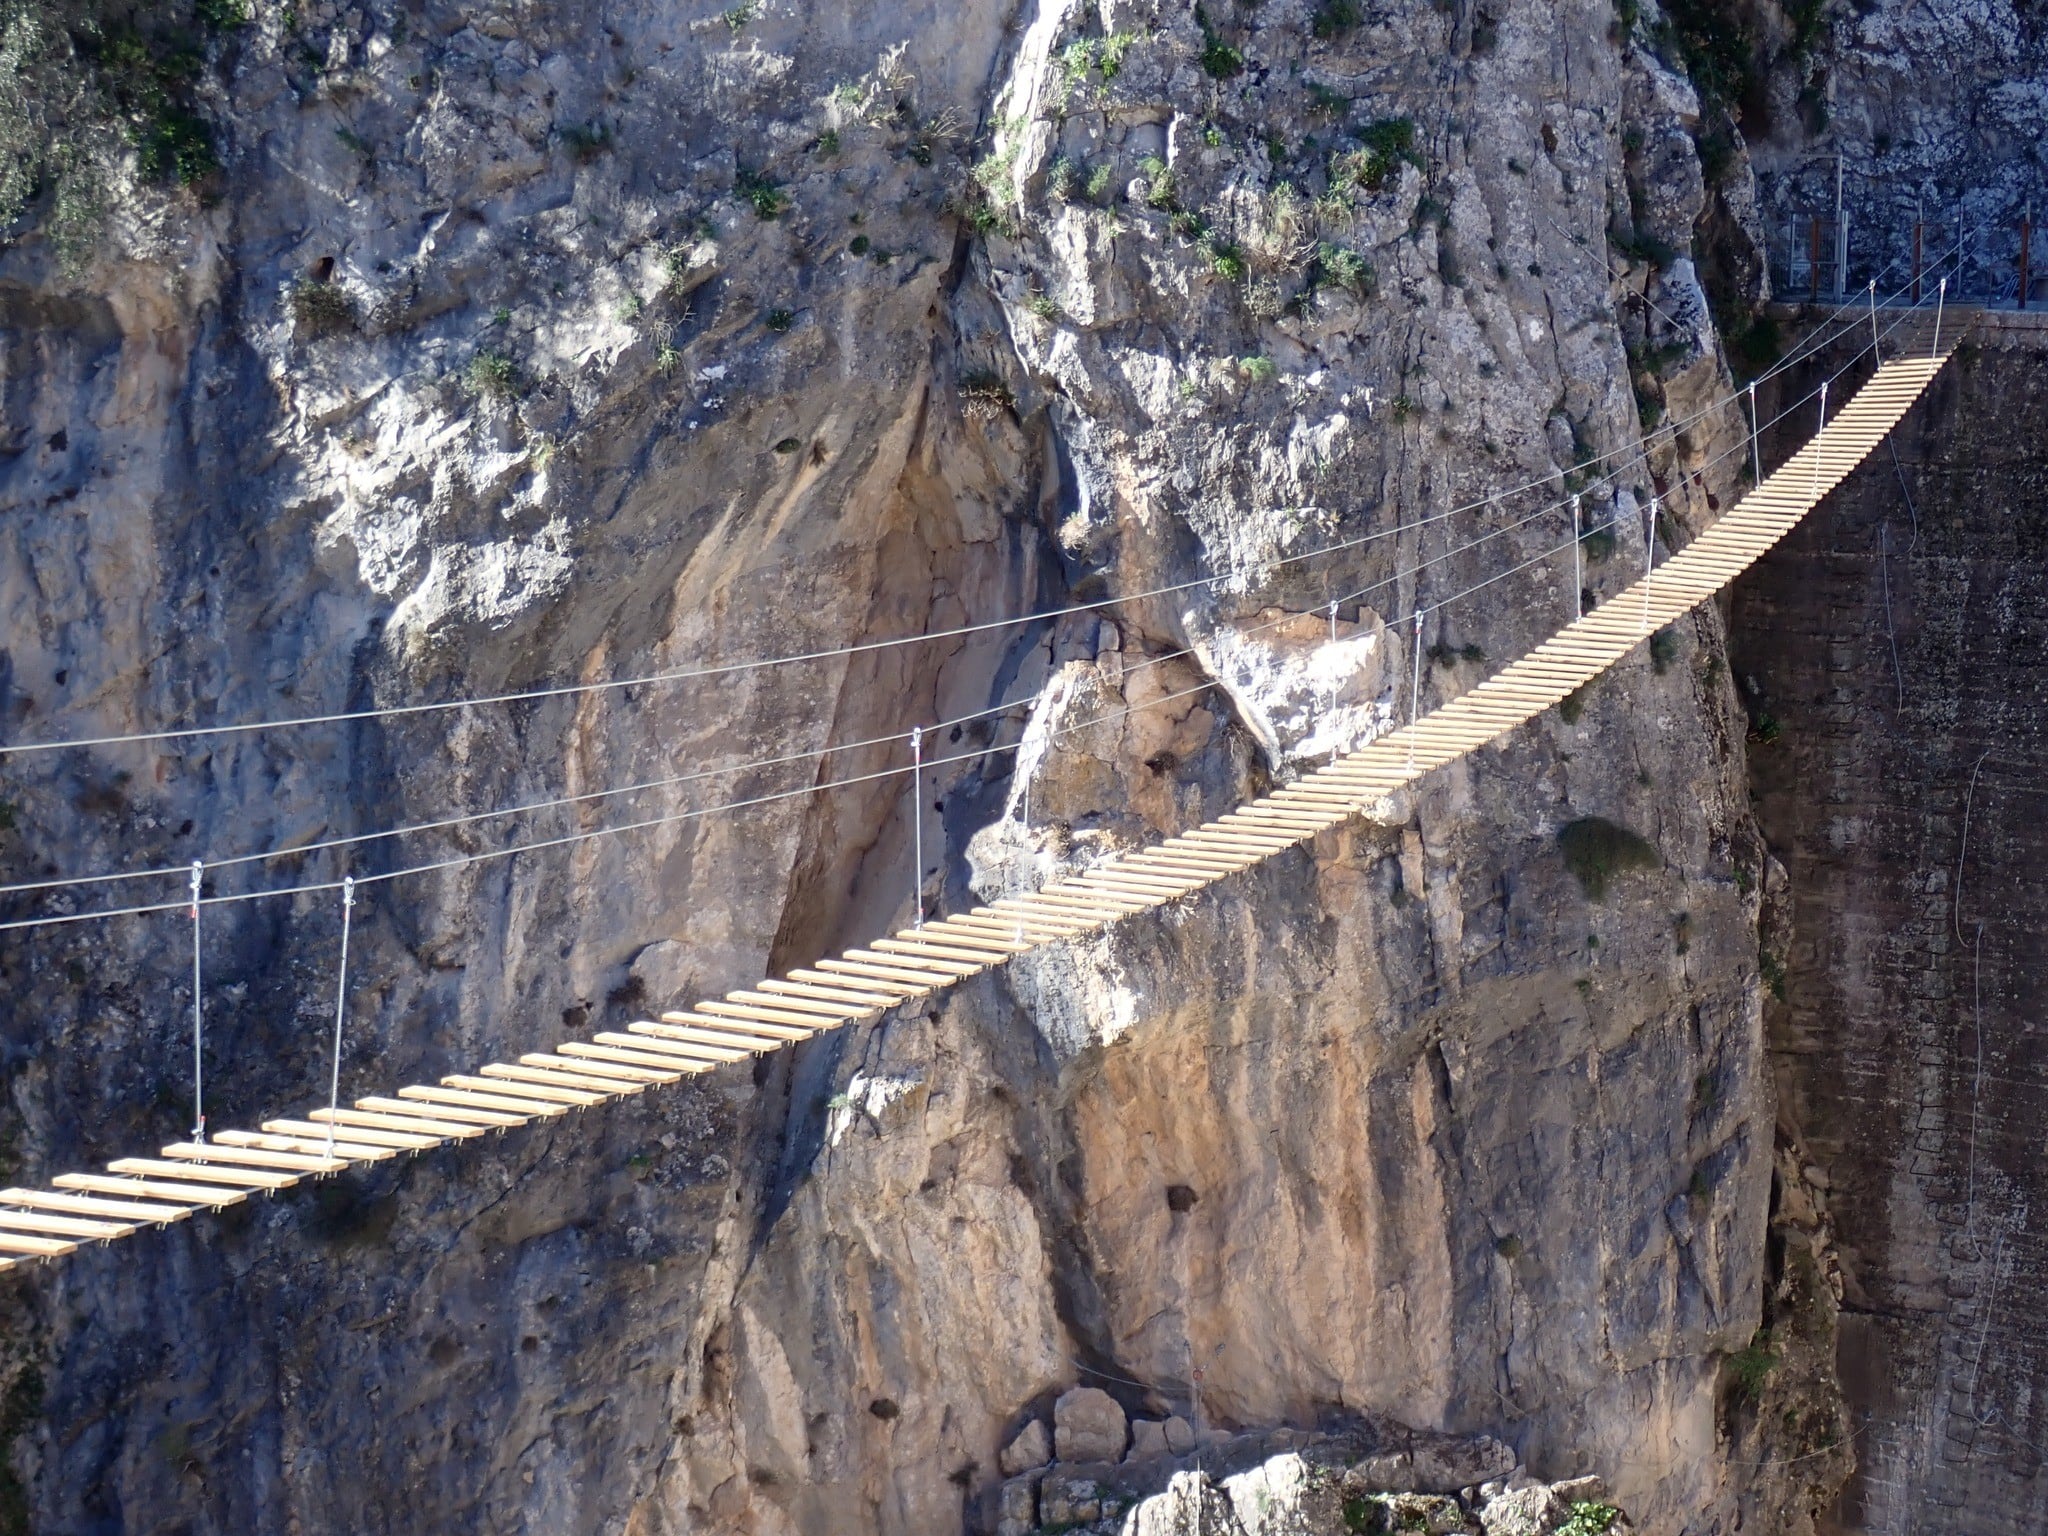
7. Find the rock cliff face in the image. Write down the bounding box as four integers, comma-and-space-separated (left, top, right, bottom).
0, 1, 2021, 1533
1730, 317, 2048, 1536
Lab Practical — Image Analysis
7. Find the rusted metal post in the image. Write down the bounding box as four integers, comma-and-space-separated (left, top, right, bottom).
1810, 216, 1823, 303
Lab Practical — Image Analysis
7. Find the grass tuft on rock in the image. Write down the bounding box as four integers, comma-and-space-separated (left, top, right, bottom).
1558, 816, 1659, 899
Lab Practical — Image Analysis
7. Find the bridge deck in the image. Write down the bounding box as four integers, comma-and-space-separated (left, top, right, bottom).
0, 346, 1954, 1273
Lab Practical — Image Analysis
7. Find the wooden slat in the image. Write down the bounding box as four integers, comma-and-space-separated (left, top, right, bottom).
848, 944, 984, 976
55, 1173, 248, 1207
107, 1158, 294, 1190
398, 1085, 562, 1119
312, 1106, 488, 1140
258, 1119, 444, 1152
724, 988, 873, 1019
215, 1129, 396, 1163
359, 1094, 531, 1128
517, 1053, 670, 1087
447, 1073, 608, 1106
784, 968, 924, 1000
556, 1042, 696, 1076
0, 1210, 134, 1240
3, 1188, 194, 1223
0, 1233, 75, 1258
161, 1142, 348, 1174
664, 1007, 817, 1040
626, 1021, 774, 1055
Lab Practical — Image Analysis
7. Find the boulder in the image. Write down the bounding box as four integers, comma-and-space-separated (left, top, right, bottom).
1000, 1418, 1051, 1475
1055, 1385, 1129, 1462
1163, 1415, 1196, 1454
1039, 1467, 1108, 1527
1221, 1452, 1346, 1534
995, 1472, 1041, 1536
1409, 1434, 1517, 1493
1130, 1418, 1170, 1459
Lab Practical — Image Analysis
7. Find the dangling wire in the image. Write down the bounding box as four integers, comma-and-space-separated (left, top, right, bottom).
323, 876, 356, 1161
908, 726, 925, 928
1933, 276, 1948, 357
1868, 278, 1880, 358
188, 860, 205, 1143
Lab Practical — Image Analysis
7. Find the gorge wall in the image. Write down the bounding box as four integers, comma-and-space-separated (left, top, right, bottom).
1731, 316, 2048, 1536
0, 0, 2032, 1532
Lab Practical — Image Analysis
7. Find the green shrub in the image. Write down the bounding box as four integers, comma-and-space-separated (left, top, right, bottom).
1728, 1330, 1777, 1399
1649, 627, 1679, 673
1208, 242, 1247, 280
1580, 524, 1617, 563
721, 1, 758, 29
735, 167, 788, 218
465, 349, 521, 400
1557, 683, 1592, 724
764, 307, 793, 331
1338, 116, 1421, 190
1084, 162, 1114, 201
1238, 354, 1276, 382
1758, 949, 1786, 1000
1313, 0, 1361, 38
1026, 293, 1060, 319
1196, 8, 1243, 76
1559, 1504, 1622, 1536
1558, 816, 1659, 899
1317, 242, 1376, 296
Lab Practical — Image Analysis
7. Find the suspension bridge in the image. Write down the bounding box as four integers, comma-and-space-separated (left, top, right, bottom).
0, 317, 1958, 1273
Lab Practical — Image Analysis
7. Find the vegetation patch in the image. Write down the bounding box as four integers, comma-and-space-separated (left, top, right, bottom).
1559, 1504, 1622, 1536
1558, 816, 1659, 899
959, 368, 1014, 421
290, 277, 354, 337
1728, 1328, 1778, 1399
735, 167, 788, 219
465, 348, 521, 401
1335, 117, 1421, 191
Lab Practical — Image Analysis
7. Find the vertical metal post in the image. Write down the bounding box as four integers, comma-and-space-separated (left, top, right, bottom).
1748, 382, 1761, 488
1811, 381, 1828, 499
1327, 600, 1340, 765
323, 876, 355, 1161
188, 859, 205, 1142
1641, 497, 1656, 635
1571, 495, 1582, 618
1407, 611, 1423, 772
909, 726, 925, 927
1810, 216, 1823, 303
1869, 279, 1879, 358
1933, 277, 1947, 357
1787, 212, 1797, 294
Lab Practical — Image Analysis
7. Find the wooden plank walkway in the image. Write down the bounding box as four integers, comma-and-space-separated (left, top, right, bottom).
0, 346, 1952, 1273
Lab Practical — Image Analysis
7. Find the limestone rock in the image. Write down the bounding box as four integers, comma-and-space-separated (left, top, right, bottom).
1000, 1418, 1051, 1476
1130, 1417, 1169, 1460
1055, 1385, 1129, 1463
1221, 1452, 1346, 1534
1163, 1415, 1196, 1454
995, 1472, 1041, 1536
